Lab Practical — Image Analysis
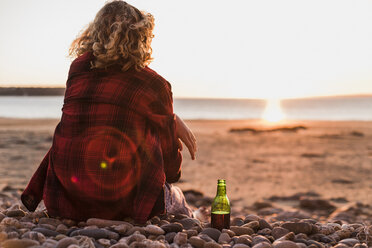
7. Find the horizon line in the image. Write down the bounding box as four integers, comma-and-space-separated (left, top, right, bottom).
0, 86, 371, 100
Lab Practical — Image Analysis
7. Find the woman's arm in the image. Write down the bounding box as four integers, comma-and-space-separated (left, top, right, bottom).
175, 114, 197, 160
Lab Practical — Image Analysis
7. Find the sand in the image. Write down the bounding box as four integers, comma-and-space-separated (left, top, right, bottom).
0, 117, 371, 211
2, 118, 372, 247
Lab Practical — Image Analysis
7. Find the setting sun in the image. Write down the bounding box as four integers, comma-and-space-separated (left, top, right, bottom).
262, 99, 285, 123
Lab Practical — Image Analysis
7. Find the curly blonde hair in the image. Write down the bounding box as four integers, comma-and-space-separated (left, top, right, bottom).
69, 1, 154, 71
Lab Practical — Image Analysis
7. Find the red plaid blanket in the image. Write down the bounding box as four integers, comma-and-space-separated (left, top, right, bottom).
21, 52, 182, 223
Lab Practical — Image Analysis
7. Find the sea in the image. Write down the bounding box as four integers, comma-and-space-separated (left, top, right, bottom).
0, 96, 371, 121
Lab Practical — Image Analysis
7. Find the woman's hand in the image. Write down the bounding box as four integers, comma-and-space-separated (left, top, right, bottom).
175, 114, 197, 160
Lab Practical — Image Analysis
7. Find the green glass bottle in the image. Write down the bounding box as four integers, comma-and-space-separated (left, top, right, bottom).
211, 179, 230, 230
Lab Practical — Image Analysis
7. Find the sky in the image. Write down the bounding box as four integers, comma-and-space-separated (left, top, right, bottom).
0, 0, 371, 99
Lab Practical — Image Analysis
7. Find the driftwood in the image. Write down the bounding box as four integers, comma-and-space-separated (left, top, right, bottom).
0, 87, 65, 96
229, 125, 307, 133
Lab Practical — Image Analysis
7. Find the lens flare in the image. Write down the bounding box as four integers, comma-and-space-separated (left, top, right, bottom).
80, 126, 141, 201
71, 176, 78, 183
100, 161, 108, 169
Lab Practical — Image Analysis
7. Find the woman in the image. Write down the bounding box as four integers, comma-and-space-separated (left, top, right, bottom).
21, 0, 196, 224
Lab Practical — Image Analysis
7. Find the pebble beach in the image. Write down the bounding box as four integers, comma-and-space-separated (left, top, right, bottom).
1, 118, 372, 247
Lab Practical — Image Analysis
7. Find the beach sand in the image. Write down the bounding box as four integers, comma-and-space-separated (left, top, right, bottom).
1, 118, 371, 209
2, 118, 372, 247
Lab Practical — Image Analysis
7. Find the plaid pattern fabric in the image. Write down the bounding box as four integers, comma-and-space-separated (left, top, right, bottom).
21, 52, 182, 223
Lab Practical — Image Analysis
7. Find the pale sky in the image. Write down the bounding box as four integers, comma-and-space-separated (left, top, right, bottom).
0, 0, 371, 99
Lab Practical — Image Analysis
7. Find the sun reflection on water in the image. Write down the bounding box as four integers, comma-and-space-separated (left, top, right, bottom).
262, 99, 285, 123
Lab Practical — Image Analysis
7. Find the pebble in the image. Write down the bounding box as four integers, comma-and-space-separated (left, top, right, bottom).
232, 244, 250, 248
188, 236, 206, 248
296, 243, 307, 248
339, 238, 360, 246
62, 219, 77, 227
161, 223, 183, 233
165, 232, 176, 243
320, 235, 335, 243
2, 196, 372, 248
75, 235, 96, 248
6, 209, 25, 217
236, 235, 252, 246
331, 229, 352, 241
218, 232, 231, 244
204, 242, 223, 248
159, 220, 170, 226
173, 232, 187, 245
200, 228, 222, 242
38, 223, 57, 230
222, 229, 235, 237
86, 218, 129, 227
306, 240, 324, 248
33, 227, 60, 236
259, 218, 272, 230
0, 212, 5, 221
127, 226, 147, 235
145, 224, 165, 235
271, 227, 290, 239
199, 233, 215, 242
56, 237, 79, 248
257, 228, 272, 236
6, 231, 20, 239
318, 225, 335, 235
178, 218, 201, 229
1, 217, 22, 228
148, 240, 167, 248
0, 231, 8, 241
1, 238, 39, 248
328, 223, 342, 231
56, 223, 68, 234
126, 232, 146, 245
151, 216, 161, 225
243, 220, 259, 231
114, 224, 131, 235
20, 221, 36, 229
70, 228, 119, 240
186, 228, 198, 238
22, 231, 47, 243
252, 235, 271, 246
281, 222, 313, 235
230, 226, 254, 236
244, 214, 261, 223
353, 244, 368, 248
38, 217, 62, 227
333, 244, 349, 248
110, 243, 130, 248
231, 217, 245, 226
98, 238, 111, 246
273, 240, 299, 248
252, 243, 273, 248
66, 245, 80, 248
42, 238, 59, 248
276, 232, 295, 241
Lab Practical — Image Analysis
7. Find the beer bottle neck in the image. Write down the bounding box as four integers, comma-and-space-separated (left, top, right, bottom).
216, 184, 226, 196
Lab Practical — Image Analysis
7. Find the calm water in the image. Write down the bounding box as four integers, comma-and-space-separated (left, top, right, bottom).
0, 96, 371, 120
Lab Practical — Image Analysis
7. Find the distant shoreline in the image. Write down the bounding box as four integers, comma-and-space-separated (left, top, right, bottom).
0, 87, 65, 96
0, 87, 371, 99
